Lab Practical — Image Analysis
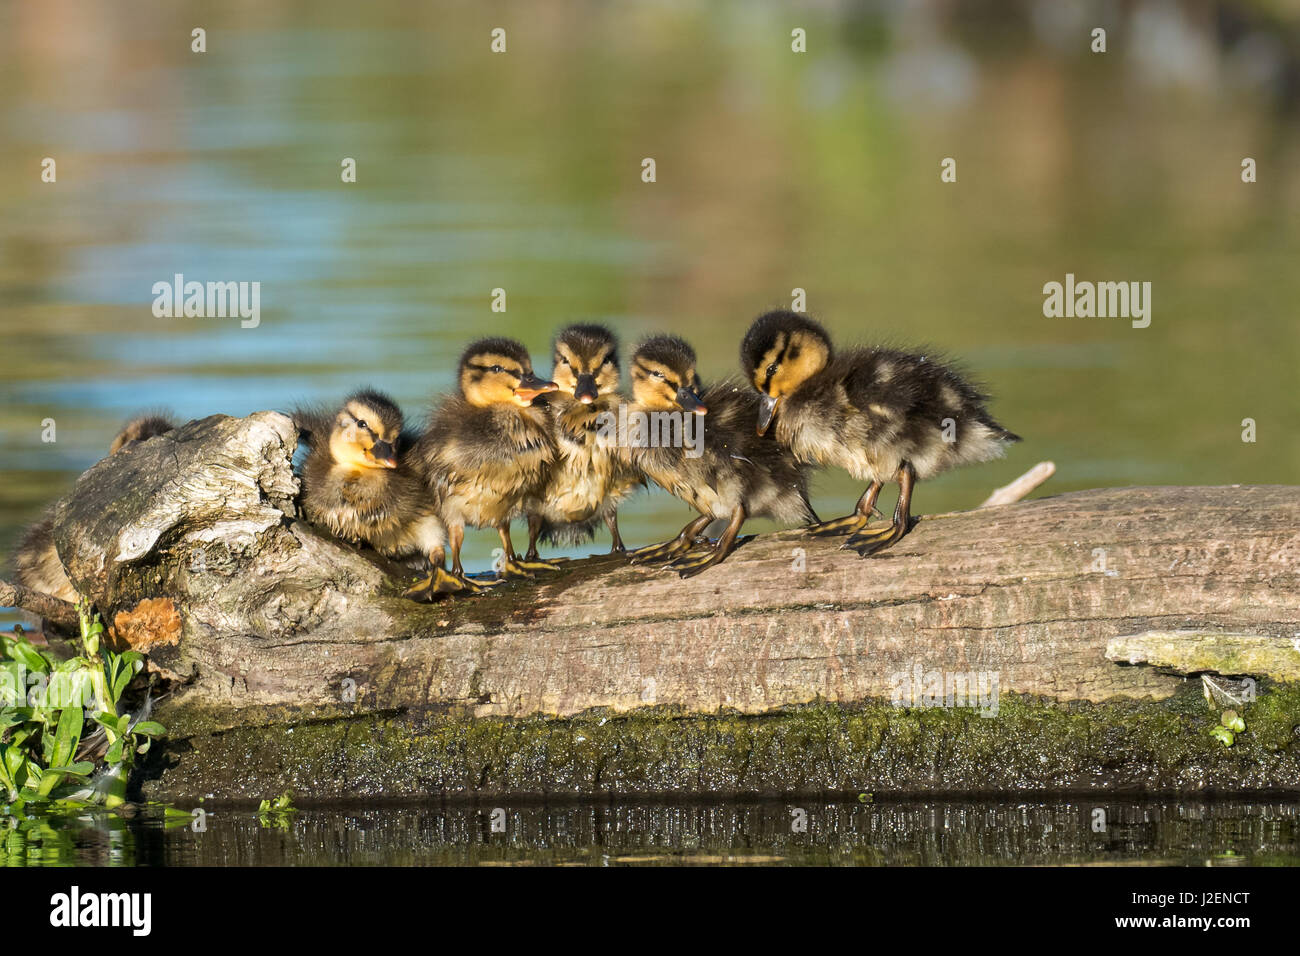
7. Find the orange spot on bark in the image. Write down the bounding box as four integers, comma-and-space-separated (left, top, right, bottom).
109, 597, 182, 652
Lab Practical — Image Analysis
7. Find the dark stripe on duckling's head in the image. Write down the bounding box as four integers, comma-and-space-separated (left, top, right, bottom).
341, 389, 404, 441
552, 323, 620, 403
740, 310, 833, 398
630, 335, 707, 413
633, 335, 697, 380
458, 337, 534, 378
459, 337, 556, 407
331, 388, 405, 469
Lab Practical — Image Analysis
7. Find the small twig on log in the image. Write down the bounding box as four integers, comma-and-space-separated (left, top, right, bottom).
978, 461, 1056, 509
0, 578, 81, 634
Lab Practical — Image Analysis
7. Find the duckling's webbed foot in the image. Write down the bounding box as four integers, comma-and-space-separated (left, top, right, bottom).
809, 514, 872, 536
627, 538, 692, 564
843, 521, 908, 556
808, 481, 883, 537
497, 557, 537, 580
404, 567, 497, 601
844, 465, 914, 558
668, 507, 747, 578
627, 515, 713, 565
515, 557, 566, 572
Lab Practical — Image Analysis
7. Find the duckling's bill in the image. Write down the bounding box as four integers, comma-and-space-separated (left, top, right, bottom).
676, 385, 708, 415
513, 372, 558, 405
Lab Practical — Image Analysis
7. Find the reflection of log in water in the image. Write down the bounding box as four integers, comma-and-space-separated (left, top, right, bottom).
17, 800, 1299, 867
6, 411, 1300, 800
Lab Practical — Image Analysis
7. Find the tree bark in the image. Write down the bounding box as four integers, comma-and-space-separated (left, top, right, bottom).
20, 411, 1300, 800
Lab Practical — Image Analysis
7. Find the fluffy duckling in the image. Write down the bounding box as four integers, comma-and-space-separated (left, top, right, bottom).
295, 389, 470, 596
623, 335, 817, 577
14, 413, 175, 606
408, 338, 558, 594
108, 414, 176, 455
741, 310, 1020, 556
523, 323, 642, 560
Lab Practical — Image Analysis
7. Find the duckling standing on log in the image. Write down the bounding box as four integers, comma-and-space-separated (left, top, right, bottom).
13, 413, 175, 604
407, 338, 559, 596
741, 310, 1020, 556
523, 323, 642, 560
294, 390, 470, 596
623, 335, 818, 577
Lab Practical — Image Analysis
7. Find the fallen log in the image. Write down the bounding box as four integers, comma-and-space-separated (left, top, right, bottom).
10, 411, 1300, 800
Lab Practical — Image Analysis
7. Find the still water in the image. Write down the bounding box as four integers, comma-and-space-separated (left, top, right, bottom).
2, 1, 1298, 596
4, 798, 1298, 867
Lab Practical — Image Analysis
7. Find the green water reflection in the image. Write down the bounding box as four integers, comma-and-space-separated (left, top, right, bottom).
2, 1, 1297, 594
3, 798, 1297, 867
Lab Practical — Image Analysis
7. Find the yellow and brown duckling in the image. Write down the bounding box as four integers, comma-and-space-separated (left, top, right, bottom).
294, 389, 470, 595
523, 323, 642, 560
623, 335, 818, 577
741, 310, 1021, 556
13, 413, 175, 605
406, 337, 559, 597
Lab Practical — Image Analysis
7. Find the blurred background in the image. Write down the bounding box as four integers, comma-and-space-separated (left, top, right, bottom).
2, 0, 1298, 606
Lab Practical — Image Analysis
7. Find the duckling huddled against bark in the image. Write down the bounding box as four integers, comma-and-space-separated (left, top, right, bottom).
622, 335, 818, 577
523, 323, 642, 560
294, 389, 470, 596
405, 338, 558, 599
741, 310, 1020, 556
13, 413, 175, 604
108, 414, 176, 455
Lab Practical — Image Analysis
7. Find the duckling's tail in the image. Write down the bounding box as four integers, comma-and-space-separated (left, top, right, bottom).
984, 417, 1022, 443
538, 517, 601, 548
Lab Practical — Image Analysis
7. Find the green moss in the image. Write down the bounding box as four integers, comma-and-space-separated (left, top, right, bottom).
138, 682, 1300, 804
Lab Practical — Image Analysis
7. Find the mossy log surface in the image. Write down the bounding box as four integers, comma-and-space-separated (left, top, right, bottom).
25, 412, 1300, 800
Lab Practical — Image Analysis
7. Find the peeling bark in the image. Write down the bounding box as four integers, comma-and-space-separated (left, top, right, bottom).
1107, 631, 1300, 682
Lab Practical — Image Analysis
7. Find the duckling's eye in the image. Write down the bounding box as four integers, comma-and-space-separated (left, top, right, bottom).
490, 365, 504, 374
651, 370, 665, 380
356, 420, 368, 431
767, 363, 779, 376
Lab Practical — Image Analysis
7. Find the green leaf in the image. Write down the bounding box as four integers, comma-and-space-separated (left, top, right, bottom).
106, 739, 124, 764
132, 721, 166, 737
46, 669, 94, 713
51, 704, 83, 770
45, 762, 93, 777
7, 642, 48, 675
112, 665, 134, 702
0, 663, 27, 707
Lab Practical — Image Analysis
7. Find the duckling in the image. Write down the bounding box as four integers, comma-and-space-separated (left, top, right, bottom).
294, 389, 470, 596
406, 338, 558, 596
740, 310, 1021, 556
13, 413, 175, 605
522, 323, 643, 560
108, 414, 176, 455
623, 335, 817, 577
